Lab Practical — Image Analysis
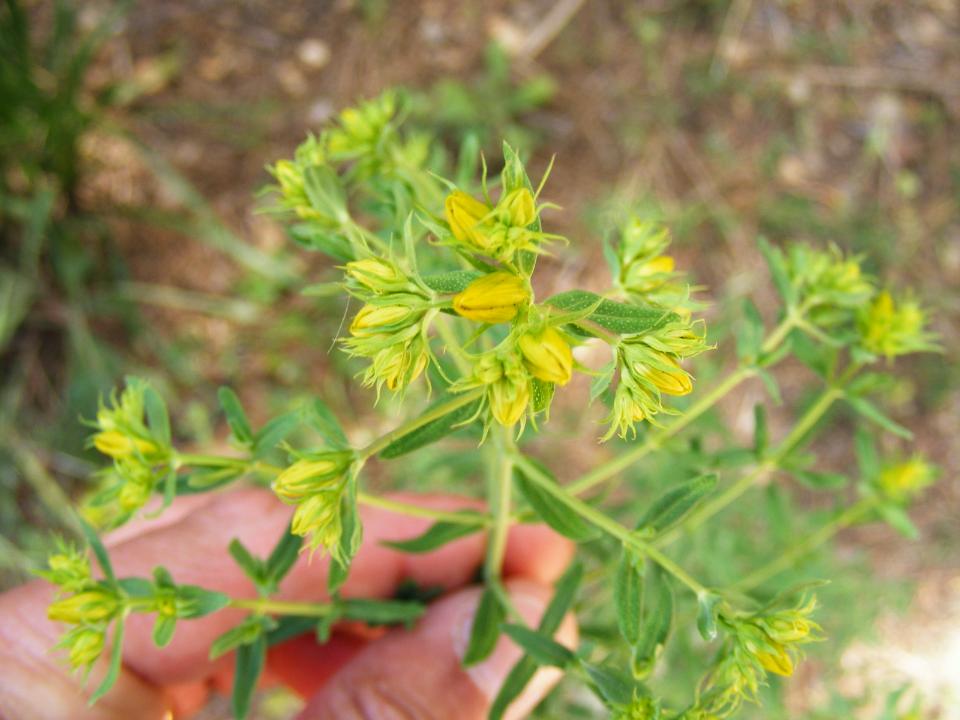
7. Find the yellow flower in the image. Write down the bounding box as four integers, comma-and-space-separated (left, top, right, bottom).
859, 291, 936, 359
273, 454, 352, 503
445, 190, 493, 251
350, 304, 415, 334
291, 491, 343, 555
345, 257, 405, 292
489, 368, 531, 427
48, 589, 119, 625
518, 327, 573, 385
453, 272, 530, 324
755, 644, 794, 677
498, 188, 536, 228
643, 356, 693, 396
878, 456, 936, 503
92, 431, 158, 460
65, 627, 105, 670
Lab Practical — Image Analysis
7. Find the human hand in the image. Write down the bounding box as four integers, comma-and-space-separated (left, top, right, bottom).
0, 488, 576, 720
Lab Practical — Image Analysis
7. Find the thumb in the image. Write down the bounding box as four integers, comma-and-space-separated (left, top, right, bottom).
298, 579, 578, 720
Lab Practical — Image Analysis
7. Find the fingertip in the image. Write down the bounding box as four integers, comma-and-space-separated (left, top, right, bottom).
503, 524, 576, 584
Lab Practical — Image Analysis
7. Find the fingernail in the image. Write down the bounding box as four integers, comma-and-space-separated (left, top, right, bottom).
453, 587, 546, 700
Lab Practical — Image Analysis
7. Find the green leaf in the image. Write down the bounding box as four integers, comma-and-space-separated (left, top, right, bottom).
264, 524, 303, 588
80, 518, 115, 584
753, 404, 768, 457
877, 502, 919, 539
489, 656, 537, 720
232, 634, 266, 720
696, 592, 722, 642
143, 386, 171, 447
218, 387, 254, 446
854, 428, 880, 480
513, 464, 600, 542
229, 539, 264, 585
382, 515, 485, 553
530, 378, 555, 413
253, 412, 302, 456
637, 474, 717, 535
117, 577, 153, 597
756, 367, 783, 404
302, 165, 347, 219
339, 598, 425, 626
540, 560, 583, 633
793, 470, 849, 490
265, 615, 326, 646
846, 396, 913, 439
758, 237, 796, 306
89, 619, 124, 704
614, 551, 643, 645
176, 586, 231, 618
421, 270, 483, 294
306, 398, 349, 449
632, 566, 673, 678
546, 290, 674, 335
378, 396, 482, 459
287, 222, 353, 262
210, 617, 266, 660
590, 362, 615, 402
153, 615, 176, 647
501, 624, 575, 668
463, 586, 505, 666
582, 661, 649, 708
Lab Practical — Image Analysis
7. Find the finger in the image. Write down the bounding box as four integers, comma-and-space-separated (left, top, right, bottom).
298, 578, 578, 720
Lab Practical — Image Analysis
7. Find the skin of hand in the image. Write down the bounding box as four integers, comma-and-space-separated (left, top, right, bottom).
0, 488, 577, 720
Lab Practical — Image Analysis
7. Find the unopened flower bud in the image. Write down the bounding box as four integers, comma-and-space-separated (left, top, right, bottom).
345, 257, 406, 292
64, 627, 106, 670
518, 327, 573, 385
291, 490, 343, 555
497, 188, 536, 228
48, 588, 120, 625
453, 272, 529, 324
273, 453, 352, 503
445, 190, 493, 251
92, 431, 158, 460
877, 456, 935, 503
755, 643, 794, 677
350, 304, 416, 334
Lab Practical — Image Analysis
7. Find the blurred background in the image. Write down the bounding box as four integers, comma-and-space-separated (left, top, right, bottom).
1, 0, 958, 718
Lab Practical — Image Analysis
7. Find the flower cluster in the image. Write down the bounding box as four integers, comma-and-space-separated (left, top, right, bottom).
84, 379, 172, 527
605, 319, 709, 439
697, 597, 820, 717
858, 291, 939, 360
875, 455, 937, 504
41, 543, 118, 675
272, 452, 354, 557
613, 217, 698, 316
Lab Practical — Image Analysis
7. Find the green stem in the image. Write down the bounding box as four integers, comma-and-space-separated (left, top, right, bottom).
434, 314, 474, 376
736, 498, 875, 591
357, 492, 491, 526
229, 598, 335, 617
358, 388, 485, 459
656, 385, 844, 547
512, 453, 709, 597
485, 428, 514, 581
176, 453, 247, 468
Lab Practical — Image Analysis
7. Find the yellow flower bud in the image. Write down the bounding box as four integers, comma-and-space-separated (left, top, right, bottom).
878, 456, 935, 503
291, 491, 343, 554
445, 190, 493, 250
453, 272, 529, 324
756, 644, 794, 677
65, 627, 105, 670
498, 188, 536, 228
350, 304, 415, 334
345, 258, 405, 291
93, 431, 158, 460
273, 454, 351, 503
490, 375, 530, 427
518, 327, 573, 385
48, 589, 119, 625
644, 356, 693, 396
641, 255, 675, 275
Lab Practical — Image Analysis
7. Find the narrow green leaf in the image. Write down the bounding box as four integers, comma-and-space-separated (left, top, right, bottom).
307, 398, 349, 449
210, 617, 264, 660
176, 586, 231, 618
232, 634, 266, 720
590, 362, 616, 403
463, 587, 505, 666
737, 299, 764, 360
637, 474, 717, 535
614, 551, 643, 645
378, 397, 481, 459
846, 396, 913, 439
339, 598, 425, 626
757, 237, 796, 306
79, 518, 115, 584
218, 387, 254, 446
793, 470, 849, 490
546, 290, 674, 335
756, 367, 783, 404
153, 615, 176, 647
854, 427, 880, 480
632, 567, 673, 678
753, 404, 768, 457
540, 559, 583, 633
383, 515, 485, 553
89, 619, 124, 704
253, 412, 302, 456
696, 592, 722, 642
501, 624, 575, 668
877, 502, 919, 539
514, 465, 600, 542
143, 387, 171, 447
265, 525, 303, 587
421, 270, 483, 294
489, 656, 537, 720
117, 577, 153, 597
530, 378, 555, 413
287, 222, 353, 262
266, 615, 326, 646
229, 539, 264, 585
582, 661, 649, 707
